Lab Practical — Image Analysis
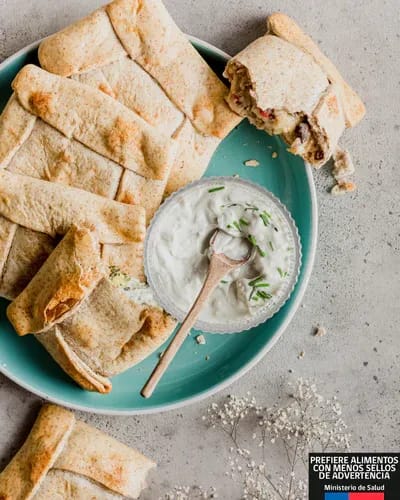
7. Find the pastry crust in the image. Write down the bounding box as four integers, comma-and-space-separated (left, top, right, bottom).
7, 227, 104, 336
7, 227, 176, 391
0, 170, 146, 244
0, 404, 155, 498
0, 227, 56, 300
38, 0, 242, 192
38, 8, 127, 77
224, 34, 346, 166
0, 405, 75, 500
267, 13, 365, 128
12, 65, 176, 181
106, 0, 241, 138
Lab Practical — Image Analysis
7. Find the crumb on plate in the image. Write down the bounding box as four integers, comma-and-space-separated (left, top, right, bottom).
244, 159, 260, 167
196, 334, 206, 345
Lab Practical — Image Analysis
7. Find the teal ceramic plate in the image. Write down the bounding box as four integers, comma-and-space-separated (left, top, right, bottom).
0, 37, 317, 414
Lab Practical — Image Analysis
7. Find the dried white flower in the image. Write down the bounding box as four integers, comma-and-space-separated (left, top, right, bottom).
174, 379, 350, 499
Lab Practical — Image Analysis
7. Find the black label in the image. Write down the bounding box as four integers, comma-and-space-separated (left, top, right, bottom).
309, 453, 400, 500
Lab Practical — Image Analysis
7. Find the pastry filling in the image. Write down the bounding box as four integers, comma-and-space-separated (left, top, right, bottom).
226, 63, 325, 164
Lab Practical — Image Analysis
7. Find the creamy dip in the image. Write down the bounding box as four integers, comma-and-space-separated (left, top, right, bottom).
146, 178, 300, 332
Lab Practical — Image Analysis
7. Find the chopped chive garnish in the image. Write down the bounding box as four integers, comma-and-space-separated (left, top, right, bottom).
257, 246, 266, 257
244, 206, 259, 212
239, 217, 249, 226
208, 186, 225, 193
248, 234, 257, 246
260, 210, 272, 226
269, 241, 274, 251
277, 267, 288, 278
248, 276, 264, 287
227, 224, 232, 229
249, 275, 272, 301
232, 221, 241, 232
221, 280, 228, 284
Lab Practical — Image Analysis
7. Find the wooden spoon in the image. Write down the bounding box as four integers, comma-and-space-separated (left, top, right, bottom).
141, 230, 251, 398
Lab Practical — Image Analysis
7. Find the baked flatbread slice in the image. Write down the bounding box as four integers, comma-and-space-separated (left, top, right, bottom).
12, 64, 175, 181
267, 12, 365, 128
39, 0, 241, 139
0, 170, 146, 243
224, 14, 365, 167
0, 404, 155, 499
38, 0, 240, 191
0, 170, 146, 299
7, 227, 175, 392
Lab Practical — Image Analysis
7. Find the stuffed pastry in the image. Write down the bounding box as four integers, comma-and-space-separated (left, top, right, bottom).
0, 170, 146, 299
38, 0, 242, 192
224, 13, 365, 168
7, 226, 175, 393
0, 404, 155, 498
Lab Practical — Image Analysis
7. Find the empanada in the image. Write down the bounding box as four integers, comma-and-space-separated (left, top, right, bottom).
0, 170, 146, 299
0, 404, 155, 499
224, 13, 365, 167
7, 226, 175, 393
38, 0, 242, 192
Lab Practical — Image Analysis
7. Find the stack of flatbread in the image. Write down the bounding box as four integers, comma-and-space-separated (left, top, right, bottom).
0, 0, 241, 392
0, 404, 155, 498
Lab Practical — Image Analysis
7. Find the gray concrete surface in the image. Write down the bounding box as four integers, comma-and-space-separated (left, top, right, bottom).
0, 0, 399, 497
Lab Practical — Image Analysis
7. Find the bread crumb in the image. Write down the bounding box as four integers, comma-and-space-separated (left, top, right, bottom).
314, 325, 327, 337
332, 148, 355, 181
196, 334, 206, 345
244, 159, 260, 167
297, 350, 305, 360
331, 181, 356, 196
272, 152, 278, 159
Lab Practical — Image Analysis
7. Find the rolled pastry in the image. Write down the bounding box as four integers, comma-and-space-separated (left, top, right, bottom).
0, 170, 146, 299
224, 13, 365, 167
38, 0, 241, 191
0, 404, 155, 499
7, 227, 175, 393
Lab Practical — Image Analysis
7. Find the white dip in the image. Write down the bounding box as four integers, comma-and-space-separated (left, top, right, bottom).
146, 179, 299, 330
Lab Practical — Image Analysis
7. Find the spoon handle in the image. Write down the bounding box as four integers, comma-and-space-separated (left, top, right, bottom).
141, 255, 232, 398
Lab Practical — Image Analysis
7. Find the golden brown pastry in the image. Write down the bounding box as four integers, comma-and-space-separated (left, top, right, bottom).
0, 404, 155, 499
224, 13, 365, 168
0, 170, 146, 300
7, 226, 175, 393
38, 0, 242, 193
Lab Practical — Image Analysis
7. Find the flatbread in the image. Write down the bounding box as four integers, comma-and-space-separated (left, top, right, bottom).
224, 34, 346, 166
106, 0, 241, 138
38, 0, 241, 192
12, 64, 176, 181
0, 404, 155, 499
267, 12, 365, 128
0, 170, 146, 244
0, 227, 56, 300
224, 13, 365, 167
7, 227, 104, 336
7, 227, 176, 392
